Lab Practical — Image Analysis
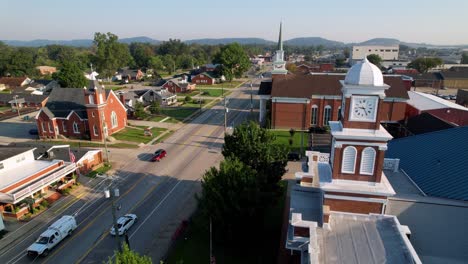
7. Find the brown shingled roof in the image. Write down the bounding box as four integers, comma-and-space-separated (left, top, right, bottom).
0, 77, 28, 88
271, 74, 409, 99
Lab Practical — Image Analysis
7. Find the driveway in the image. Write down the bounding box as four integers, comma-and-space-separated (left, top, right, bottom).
0, 111, 39, 144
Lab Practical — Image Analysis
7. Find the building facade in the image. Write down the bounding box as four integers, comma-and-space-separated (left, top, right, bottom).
351, 45, 399, 63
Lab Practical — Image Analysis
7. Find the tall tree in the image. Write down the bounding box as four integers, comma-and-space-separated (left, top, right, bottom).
148, 55, 164, 72
408, 57, 443, 73
197, 157, 261, 239
214, 43, 250, 81
53, 61, 88, 88
129, 43, 154, 68
222, 121, 288, 192
0, 41, 12, 76
461, 52, 468, 64
107, 243, 152, 264
367, 54, 383, 68
162, 54, 176, 74
93, 32, 133, 78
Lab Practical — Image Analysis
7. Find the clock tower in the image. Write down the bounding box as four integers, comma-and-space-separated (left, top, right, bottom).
271, 22, 288, 75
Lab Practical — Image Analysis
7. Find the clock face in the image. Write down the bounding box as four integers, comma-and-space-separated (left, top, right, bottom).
350, 96, 378, 122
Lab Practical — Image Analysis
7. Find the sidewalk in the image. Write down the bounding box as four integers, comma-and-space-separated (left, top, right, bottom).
0, 175, 106, 253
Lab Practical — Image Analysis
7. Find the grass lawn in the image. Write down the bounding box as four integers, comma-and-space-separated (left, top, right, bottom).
199, 89, 225, 97
182, 99, 214, 108
165, 181, 287, 264
270, 130, 309, 153
113, 126, 167, 144
108, 86, 123, 91
184, 90, 201, 97
0, 89, 11, 94
86, 163, 111, 178
0, 106, 11, 112
197, 80, 245, 89
161, 108, 198, 121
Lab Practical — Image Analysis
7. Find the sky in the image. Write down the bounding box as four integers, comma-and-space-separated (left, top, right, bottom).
2, 0, 468, 45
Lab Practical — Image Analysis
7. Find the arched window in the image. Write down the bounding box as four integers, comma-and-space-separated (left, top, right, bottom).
89, 95, 94, 104
337, 106, 342, 121
73, 122, 79, 133
93, 125, 99, 136
111, 111, 118, 128
360, 147, 376, 175
323, 105, 332, 126
311, 105, 318, 125
341, 146, 357, 174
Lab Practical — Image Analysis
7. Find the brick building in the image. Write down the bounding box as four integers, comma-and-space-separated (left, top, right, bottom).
35, 80, 127, 141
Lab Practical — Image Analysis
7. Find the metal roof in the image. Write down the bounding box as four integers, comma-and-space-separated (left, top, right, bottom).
407, 91, 468, 111
386, 126, 468, 201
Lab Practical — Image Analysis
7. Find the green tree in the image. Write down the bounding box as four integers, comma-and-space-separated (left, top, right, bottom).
0, 41, 12, 76
149, 100, 160, 114
5, 47, 36, 76
134, 102, 147, 119
408, 57, 443, 73
53, 61, 88, 88
162, 54, 176, 74
129, 43, 154, 68
222, 121, 288, 192
367, 54, 383, 68
197, 157, 261, 239
214, 43, 250, 81
107, 243, 152, 264
461, 52, 468, 64
148, 56, 164, 72
93, 32, 133, 78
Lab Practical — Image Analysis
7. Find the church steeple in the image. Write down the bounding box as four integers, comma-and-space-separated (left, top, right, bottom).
277, 22, 283, 51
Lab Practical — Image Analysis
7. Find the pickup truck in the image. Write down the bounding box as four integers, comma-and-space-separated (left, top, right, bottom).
27, 215, 77, 257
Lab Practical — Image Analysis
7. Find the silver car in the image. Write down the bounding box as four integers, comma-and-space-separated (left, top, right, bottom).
110, 214, 138, 236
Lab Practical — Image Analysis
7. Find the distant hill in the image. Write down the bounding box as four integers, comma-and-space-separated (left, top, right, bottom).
1, 36, 160, 47
355, 38, 401, 46
184, 38, 275, 45
284, 37, 345, 47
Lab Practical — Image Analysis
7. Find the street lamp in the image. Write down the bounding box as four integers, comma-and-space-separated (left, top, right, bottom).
105, 188, 122, 252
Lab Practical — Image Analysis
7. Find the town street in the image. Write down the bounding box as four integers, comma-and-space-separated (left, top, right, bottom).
1, 80, 260, 264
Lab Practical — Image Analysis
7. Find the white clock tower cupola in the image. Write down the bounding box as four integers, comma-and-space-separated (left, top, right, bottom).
271, 22, 288, 75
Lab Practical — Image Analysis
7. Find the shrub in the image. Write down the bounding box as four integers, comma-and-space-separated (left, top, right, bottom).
40, 200, 50, 208
184, 96, 192, 102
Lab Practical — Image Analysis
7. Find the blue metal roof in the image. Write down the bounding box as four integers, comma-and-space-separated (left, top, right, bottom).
386, 126, 468, 201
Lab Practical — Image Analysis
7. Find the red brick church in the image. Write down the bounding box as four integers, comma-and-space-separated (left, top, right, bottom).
35, 80, 127, 141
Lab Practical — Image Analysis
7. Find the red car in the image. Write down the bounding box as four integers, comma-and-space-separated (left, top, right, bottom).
151, 149, 167, 162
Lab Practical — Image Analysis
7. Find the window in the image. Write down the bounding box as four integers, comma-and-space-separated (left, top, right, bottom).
62, 121, 67, 132
48, 122, 53, 133
42, 122, 46, 132
89, 95, 94, 104
337, 106, 342, 121
92, 112, 95, 118
360, 147, 376, 175
323, 105, 332, 126
341, 146, 357, 174
311, 105, 318, 125
73, 122, 79, 133
93, 125, 99, 136
111, 111, 118, 128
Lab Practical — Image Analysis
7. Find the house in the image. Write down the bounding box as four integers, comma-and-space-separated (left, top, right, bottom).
0, 93, 48, 108
35, 80, 127, 141
0, 77, 32, 89
118, 68, 144, 81
455, 89, 468, 107
384, 127, 468, 263
35, 66, 57, 76
191, 71, 217, 85
285, 55, 421, 263
406, 91, 468, 126
202, 63, 220, 72
295, 63, 335, 74
120, 88, 176, 108
0, 147, 77, 219
162, 78, 196, 94
26, 80, 59, 94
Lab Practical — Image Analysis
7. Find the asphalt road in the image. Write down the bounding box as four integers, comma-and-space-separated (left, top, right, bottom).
1, 80, 260, 264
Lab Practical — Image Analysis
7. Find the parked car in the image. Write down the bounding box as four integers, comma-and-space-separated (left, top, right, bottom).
27, 216, 77, 257
288, 152, 301, 161
29, 128, 38, 135
151, 149, 167, 162
110, 214, 138, 236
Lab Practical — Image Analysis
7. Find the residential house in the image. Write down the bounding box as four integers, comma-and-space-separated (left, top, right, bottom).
0, 147, 76, 219
25, 80, 59, 95
285, 56, 421, 263
162, 77, 196, 94
120, 88, 176, 108
35, 80, 127, 141
385, 127, 468, 263
191, 71, 217, 85
0, 77, 32, 90
0, 93, 48, 108
35, 66, 57, 76
202, 63, 220, 72
406, 91, 468, 126
118, 68, 144, 81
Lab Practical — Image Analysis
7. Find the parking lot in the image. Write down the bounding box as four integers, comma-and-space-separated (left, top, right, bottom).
0, 111, 39, 144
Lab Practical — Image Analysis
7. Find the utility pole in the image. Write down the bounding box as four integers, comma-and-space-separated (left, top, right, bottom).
14, 95, 21, 117
105, 188, 121, 252
102, 121, 110, 163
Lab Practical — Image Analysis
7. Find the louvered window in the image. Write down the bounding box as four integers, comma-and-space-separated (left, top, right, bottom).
360, 147, 376, 175
341, 146, 357, 174
311, 105, 318, 125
